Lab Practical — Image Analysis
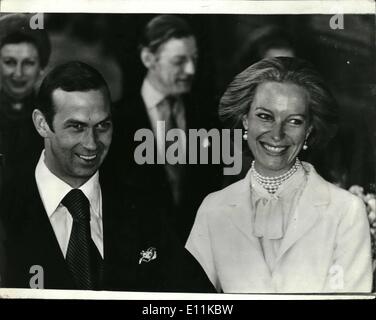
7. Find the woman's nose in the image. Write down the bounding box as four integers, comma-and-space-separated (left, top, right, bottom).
13, 63, 23, 77
270, 122, 284, 141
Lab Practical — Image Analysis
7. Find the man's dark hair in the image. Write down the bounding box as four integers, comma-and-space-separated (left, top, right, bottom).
139, 14, 194, 53
37, 61, 111, 129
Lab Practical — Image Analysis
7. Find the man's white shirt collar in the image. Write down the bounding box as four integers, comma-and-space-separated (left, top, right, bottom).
141, 78, 166, 110
35, 150, 101, 219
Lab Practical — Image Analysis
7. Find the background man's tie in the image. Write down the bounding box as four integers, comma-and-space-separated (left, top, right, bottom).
62, 189, 94, 290
158, 96, 186, 206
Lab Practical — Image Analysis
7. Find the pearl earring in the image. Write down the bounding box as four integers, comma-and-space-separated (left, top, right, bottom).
303, 141, 308, 150
243, 130, 248, 140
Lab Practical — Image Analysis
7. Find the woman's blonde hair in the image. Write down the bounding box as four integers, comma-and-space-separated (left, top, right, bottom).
219, 57, 338, 150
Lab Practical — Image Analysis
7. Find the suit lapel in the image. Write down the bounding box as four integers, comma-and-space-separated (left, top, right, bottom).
130, 93, 168, 181
15, 179, 73, 288
183, 95, 197, 129
102, 183, 138, 260
138, 94, 153, 129
128, 93, 154, 133
275, 164, 329, 263
226, 172, 271, 274
101, 178, 140, 290
228, 196, 256, 245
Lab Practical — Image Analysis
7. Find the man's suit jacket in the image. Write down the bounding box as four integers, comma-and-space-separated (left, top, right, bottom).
186, 162, 373, 293
0, 91, 43, 199
106, 92, 221, 243
0, 218, 5, 287
0, 165, 215, 292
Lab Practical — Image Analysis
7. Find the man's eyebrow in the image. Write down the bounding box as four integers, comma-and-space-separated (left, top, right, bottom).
63, 115, 112, 126
172, 53, 198, 59
63, 119, 87, 126
171, 55, 187, 59
97, 116, 112, 124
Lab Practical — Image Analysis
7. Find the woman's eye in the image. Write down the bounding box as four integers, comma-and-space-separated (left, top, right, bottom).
256, 113, 272, 121
2, 59, 16, 67
288, 118, 304, 125
24, 60, 37, 67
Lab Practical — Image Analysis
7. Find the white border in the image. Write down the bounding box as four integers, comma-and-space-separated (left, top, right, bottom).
0, 0, 375, 301
0, 288, 375, 300
0, 0, 375, 14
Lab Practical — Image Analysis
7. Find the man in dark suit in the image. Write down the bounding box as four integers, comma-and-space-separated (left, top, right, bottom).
108, 15, 221, 243
0, 219, 5, 287
0, 61, 214, 292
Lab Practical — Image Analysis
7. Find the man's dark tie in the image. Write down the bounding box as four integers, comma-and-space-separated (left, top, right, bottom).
62, 189, 95, 290
158, 96, 186, 206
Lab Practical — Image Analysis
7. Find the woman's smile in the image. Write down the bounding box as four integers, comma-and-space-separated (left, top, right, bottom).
259, 141, 289, 155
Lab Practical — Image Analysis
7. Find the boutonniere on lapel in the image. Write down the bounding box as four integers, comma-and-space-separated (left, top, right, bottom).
139, 247, 157, 264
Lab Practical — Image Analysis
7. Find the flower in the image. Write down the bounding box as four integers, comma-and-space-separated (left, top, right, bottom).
369, 211, 376, 224
349, 185, 376, 272
367, 198, 376, 213
349, 185, 365, 198
139, 247, 157, 264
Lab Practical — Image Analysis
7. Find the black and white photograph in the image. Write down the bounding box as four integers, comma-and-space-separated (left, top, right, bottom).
0, 0, 375, 303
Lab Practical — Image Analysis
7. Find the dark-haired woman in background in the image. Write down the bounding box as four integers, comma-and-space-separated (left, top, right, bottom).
0, 14, 51, 194
186, 57, 372, 293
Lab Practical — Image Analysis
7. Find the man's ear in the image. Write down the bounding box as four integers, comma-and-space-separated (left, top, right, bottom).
32, 109, 52, 138
140, 47, 156, 69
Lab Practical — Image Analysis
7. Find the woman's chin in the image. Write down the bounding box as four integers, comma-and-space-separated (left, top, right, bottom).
254, 158, 295, 176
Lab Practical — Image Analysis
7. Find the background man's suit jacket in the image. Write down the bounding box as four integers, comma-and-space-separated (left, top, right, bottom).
0, 219, 5, 287
106, 92, 222, 243
0, 163, 215, 292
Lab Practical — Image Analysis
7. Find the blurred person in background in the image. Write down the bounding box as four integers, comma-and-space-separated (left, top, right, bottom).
0, 13, 51, 195
231, 25, 295, 79
108, 14, 221, 243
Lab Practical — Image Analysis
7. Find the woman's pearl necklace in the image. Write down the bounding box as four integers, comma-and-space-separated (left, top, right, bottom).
251, 158, 301, 194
